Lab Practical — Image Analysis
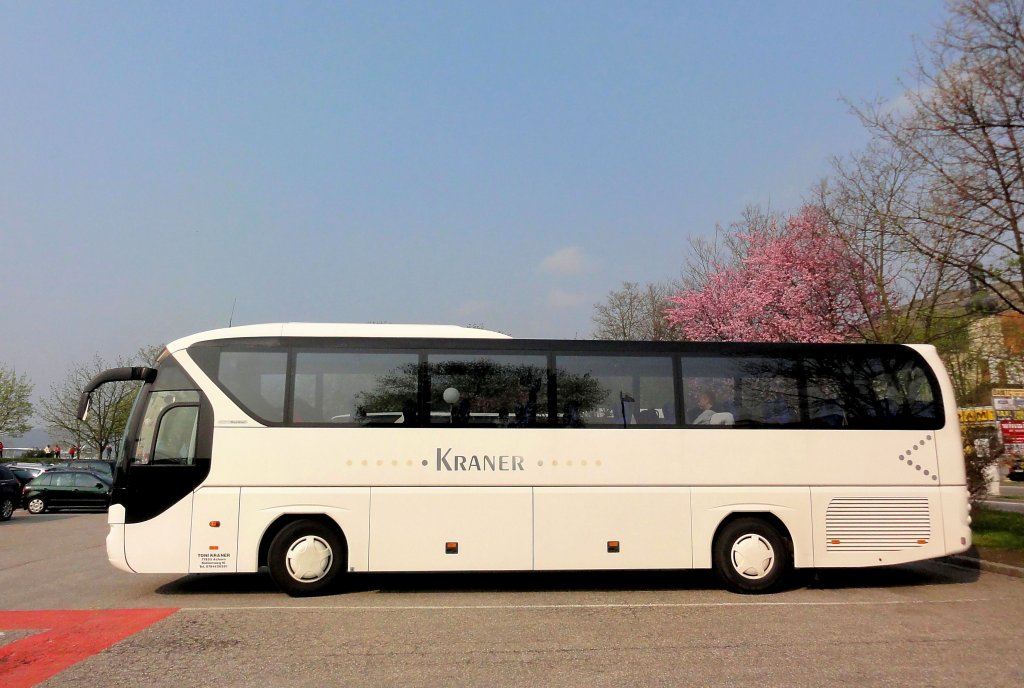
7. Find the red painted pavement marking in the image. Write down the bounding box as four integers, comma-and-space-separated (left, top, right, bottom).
0, 608, 178, 688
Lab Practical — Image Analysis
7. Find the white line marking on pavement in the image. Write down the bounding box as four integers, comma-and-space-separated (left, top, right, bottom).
182, 598, 991, 612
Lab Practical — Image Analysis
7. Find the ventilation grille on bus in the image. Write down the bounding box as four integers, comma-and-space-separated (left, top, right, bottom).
825, 497, 931, 552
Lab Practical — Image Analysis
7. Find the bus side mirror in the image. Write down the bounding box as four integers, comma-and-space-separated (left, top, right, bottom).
77, 366, 157, 421
77, 393, 92, 422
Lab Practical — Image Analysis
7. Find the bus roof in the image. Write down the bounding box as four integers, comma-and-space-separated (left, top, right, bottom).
165, 323, 941, 362
167, 323, 511, 351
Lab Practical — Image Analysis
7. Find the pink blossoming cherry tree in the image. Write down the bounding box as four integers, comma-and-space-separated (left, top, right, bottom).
665, 206, 880, 343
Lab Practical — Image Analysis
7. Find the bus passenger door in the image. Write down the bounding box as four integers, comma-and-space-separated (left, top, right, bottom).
121, 395, 205, 573
122, 475, 194, 573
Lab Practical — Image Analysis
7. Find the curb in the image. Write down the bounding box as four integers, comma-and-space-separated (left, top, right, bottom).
940, 555, 1024, 579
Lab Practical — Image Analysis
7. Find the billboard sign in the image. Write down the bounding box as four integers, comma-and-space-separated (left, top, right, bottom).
992, 389, 1024, 454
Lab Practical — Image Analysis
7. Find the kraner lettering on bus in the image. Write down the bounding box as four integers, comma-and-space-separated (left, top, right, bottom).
436, 447, 525, 471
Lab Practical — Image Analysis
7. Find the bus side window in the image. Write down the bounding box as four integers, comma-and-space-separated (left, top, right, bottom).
427, 354, 549, 428
681, 355, 802, 428
294, 352, 420, 426
217, 351, 288, 424
807, 377, 847, 427
554, 355, 673, 428
802, 353, 941, 429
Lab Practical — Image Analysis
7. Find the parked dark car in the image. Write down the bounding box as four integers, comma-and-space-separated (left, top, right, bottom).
3, 463, 47, 489
1008, 460, 1024, 482
22, 469, 112, 514
0, 465, 19, 520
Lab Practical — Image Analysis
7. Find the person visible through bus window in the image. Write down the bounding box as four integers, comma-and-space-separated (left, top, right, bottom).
452, 398, 471, 426
692, 391, 717, 425
401, 399, 418, 426
563, 399, 583, 427
661, 400, 676, 424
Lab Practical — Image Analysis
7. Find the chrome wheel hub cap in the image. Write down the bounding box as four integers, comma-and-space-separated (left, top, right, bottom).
731, 534, 775, 580
285, 535, 333, 582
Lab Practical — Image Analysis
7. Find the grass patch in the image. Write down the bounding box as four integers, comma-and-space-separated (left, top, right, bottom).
972, 507, 1024, 550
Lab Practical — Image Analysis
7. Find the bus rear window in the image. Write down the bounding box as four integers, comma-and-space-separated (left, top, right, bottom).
680, 350, 941, 429
804, 355, 938, 429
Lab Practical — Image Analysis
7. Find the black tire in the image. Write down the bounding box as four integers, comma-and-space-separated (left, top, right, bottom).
713, 517, 792, 594
0, 498, 14, 521
267, 520, 345, 597
26, 497, 47, 515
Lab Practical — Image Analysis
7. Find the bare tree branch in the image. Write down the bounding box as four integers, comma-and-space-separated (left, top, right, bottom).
38, 346, 163, 455
854, 0, 1024, 313
592, 281, 681, 341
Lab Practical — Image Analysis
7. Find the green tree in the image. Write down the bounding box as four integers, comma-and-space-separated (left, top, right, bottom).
0, 365, 33, 438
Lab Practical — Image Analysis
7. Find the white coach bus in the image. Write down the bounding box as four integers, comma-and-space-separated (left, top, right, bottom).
77, 323, 971, 596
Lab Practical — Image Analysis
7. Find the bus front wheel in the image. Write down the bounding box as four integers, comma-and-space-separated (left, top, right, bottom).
268, 520, 345, 597
713, 517, 792, 594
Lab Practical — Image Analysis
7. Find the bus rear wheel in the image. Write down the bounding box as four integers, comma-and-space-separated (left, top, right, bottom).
713, 517, 792, 594
268, 520, 345, 597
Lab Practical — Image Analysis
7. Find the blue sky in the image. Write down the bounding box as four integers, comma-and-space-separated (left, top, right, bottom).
1, 1, 947, 439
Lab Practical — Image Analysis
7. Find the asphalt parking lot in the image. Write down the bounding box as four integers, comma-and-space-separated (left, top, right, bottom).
2, 512, 1023, 687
